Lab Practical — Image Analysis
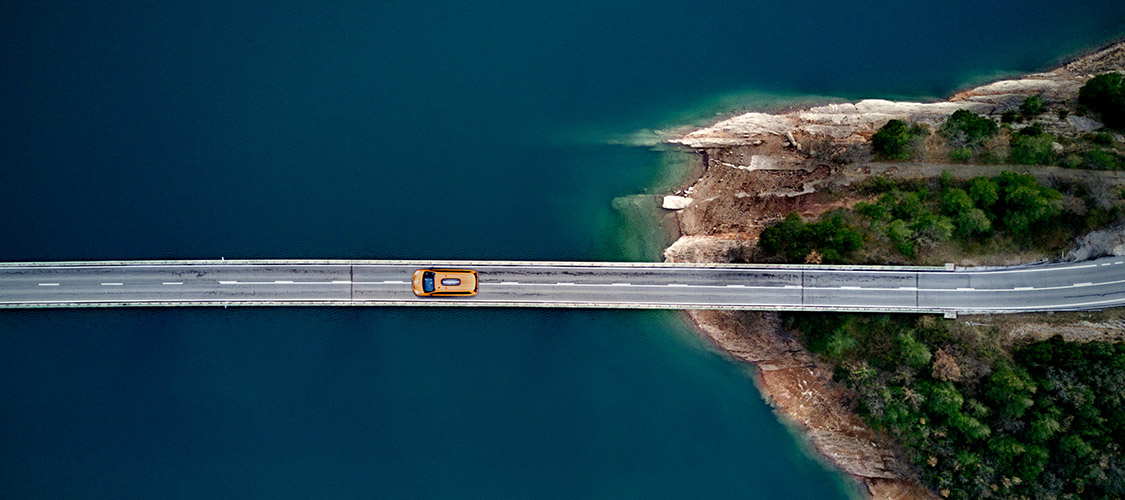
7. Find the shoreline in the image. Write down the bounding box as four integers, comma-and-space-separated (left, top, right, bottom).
651, 40, 1125, 500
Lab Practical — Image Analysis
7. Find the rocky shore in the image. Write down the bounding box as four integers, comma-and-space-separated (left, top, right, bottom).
660, 41, 1125, 499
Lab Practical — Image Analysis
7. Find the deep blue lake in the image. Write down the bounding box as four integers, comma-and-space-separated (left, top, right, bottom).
2, 1, 1123, 498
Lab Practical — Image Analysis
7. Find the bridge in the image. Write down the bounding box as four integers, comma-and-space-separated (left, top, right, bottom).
3, 257, 1125, 314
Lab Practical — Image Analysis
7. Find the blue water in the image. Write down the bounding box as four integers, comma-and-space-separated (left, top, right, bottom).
2, 1, 1124, 498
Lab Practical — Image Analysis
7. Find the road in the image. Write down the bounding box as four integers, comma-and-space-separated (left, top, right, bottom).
2, 257, 1125, 314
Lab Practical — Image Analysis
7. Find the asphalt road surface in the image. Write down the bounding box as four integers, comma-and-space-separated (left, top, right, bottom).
2, 257, 1125, 314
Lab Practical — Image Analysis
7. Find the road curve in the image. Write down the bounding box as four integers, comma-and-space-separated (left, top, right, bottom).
2, 257, 1125, 314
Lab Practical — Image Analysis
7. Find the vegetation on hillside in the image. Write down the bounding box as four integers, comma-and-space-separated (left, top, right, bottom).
757, 212, 863, 264
762, 73, 1125, 500
785, 314, 1125, 500
869, 78, 1125, 168
756, 172, 1119, 264
941, 110, 999, 151
872, 119, 929, 160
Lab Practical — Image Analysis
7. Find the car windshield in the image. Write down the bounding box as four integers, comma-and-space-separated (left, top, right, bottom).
422, 272, 435, 293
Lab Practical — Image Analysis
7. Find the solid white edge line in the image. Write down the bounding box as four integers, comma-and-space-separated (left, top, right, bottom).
6, 294, 1125, 311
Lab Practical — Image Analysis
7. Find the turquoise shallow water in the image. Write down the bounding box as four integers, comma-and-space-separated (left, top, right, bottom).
2, 1, 1124, 498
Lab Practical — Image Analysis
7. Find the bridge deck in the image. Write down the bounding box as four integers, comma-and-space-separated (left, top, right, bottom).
2, 258, 1124, 313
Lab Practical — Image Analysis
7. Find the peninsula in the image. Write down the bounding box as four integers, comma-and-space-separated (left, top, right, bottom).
662, 41, 1125, 499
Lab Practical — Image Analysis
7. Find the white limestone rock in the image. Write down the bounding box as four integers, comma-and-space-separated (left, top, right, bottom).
1067, 115, 1102, 133
662, 195, 693, 210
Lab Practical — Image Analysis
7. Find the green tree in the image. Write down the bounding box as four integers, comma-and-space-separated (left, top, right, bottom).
968, 177, 999, 208
1026, 413, 1061, 443
955, 208, 992, 238
988, 436, 1027, 463
855, 201, 886, 220
895, 330, 932, 369
987, 362, 1037, 418
1078, 73, 1125, 128
1009, 132, 1054, 165
1059, 434, 1094, 459
823, 329, 858, 360
886, 219, 915, 256
941, 188, 974, 215
992, 172, 1062, 234
759, 212, 863, 263
950, 412, 991, 440
925, 381, 964, 416
759, 213, 810, 262
893, 191, 925, 220
873, 120, 927, 160
940, 110, 999, 148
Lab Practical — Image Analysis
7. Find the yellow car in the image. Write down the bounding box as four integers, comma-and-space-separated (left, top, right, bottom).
412, 269, 479, 297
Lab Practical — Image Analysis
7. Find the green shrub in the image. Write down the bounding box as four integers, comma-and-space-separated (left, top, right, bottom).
941, 188, 974, 215
954, 208, 991, 237
940, 110, 999, 148
872, 119, 927, 160
1057, 108, 1069, 119
1001, 110, 1021, 123
1020, 95, 1045, 117
1008, 132, 1054, 165
949, 147, 972, 163
1078, 72, 1125, 129
1087, 131, 1115, 146
992, 172, 1062, 233
968, 177, 999, 208
1085, 149, 1124, 170
1016, 122, 1044, 137
1059, 153, 1083, 169
758, 212, 863, 263
855, 201, 886, 220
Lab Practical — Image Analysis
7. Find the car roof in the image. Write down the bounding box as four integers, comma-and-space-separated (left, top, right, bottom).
431, 269, 477, 293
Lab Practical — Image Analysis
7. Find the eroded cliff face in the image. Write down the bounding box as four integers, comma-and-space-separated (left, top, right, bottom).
659, 42, 1125, 500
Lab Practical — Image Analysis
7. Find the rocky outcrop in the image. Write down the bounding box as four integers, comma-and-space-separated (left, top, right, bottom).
671, 41, 1124, 150
1065, 222, 1125, 261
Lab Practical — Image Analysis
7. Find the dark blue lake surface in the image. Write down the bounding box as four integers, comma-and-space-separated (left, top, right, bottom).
2, 1, 1124, 498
